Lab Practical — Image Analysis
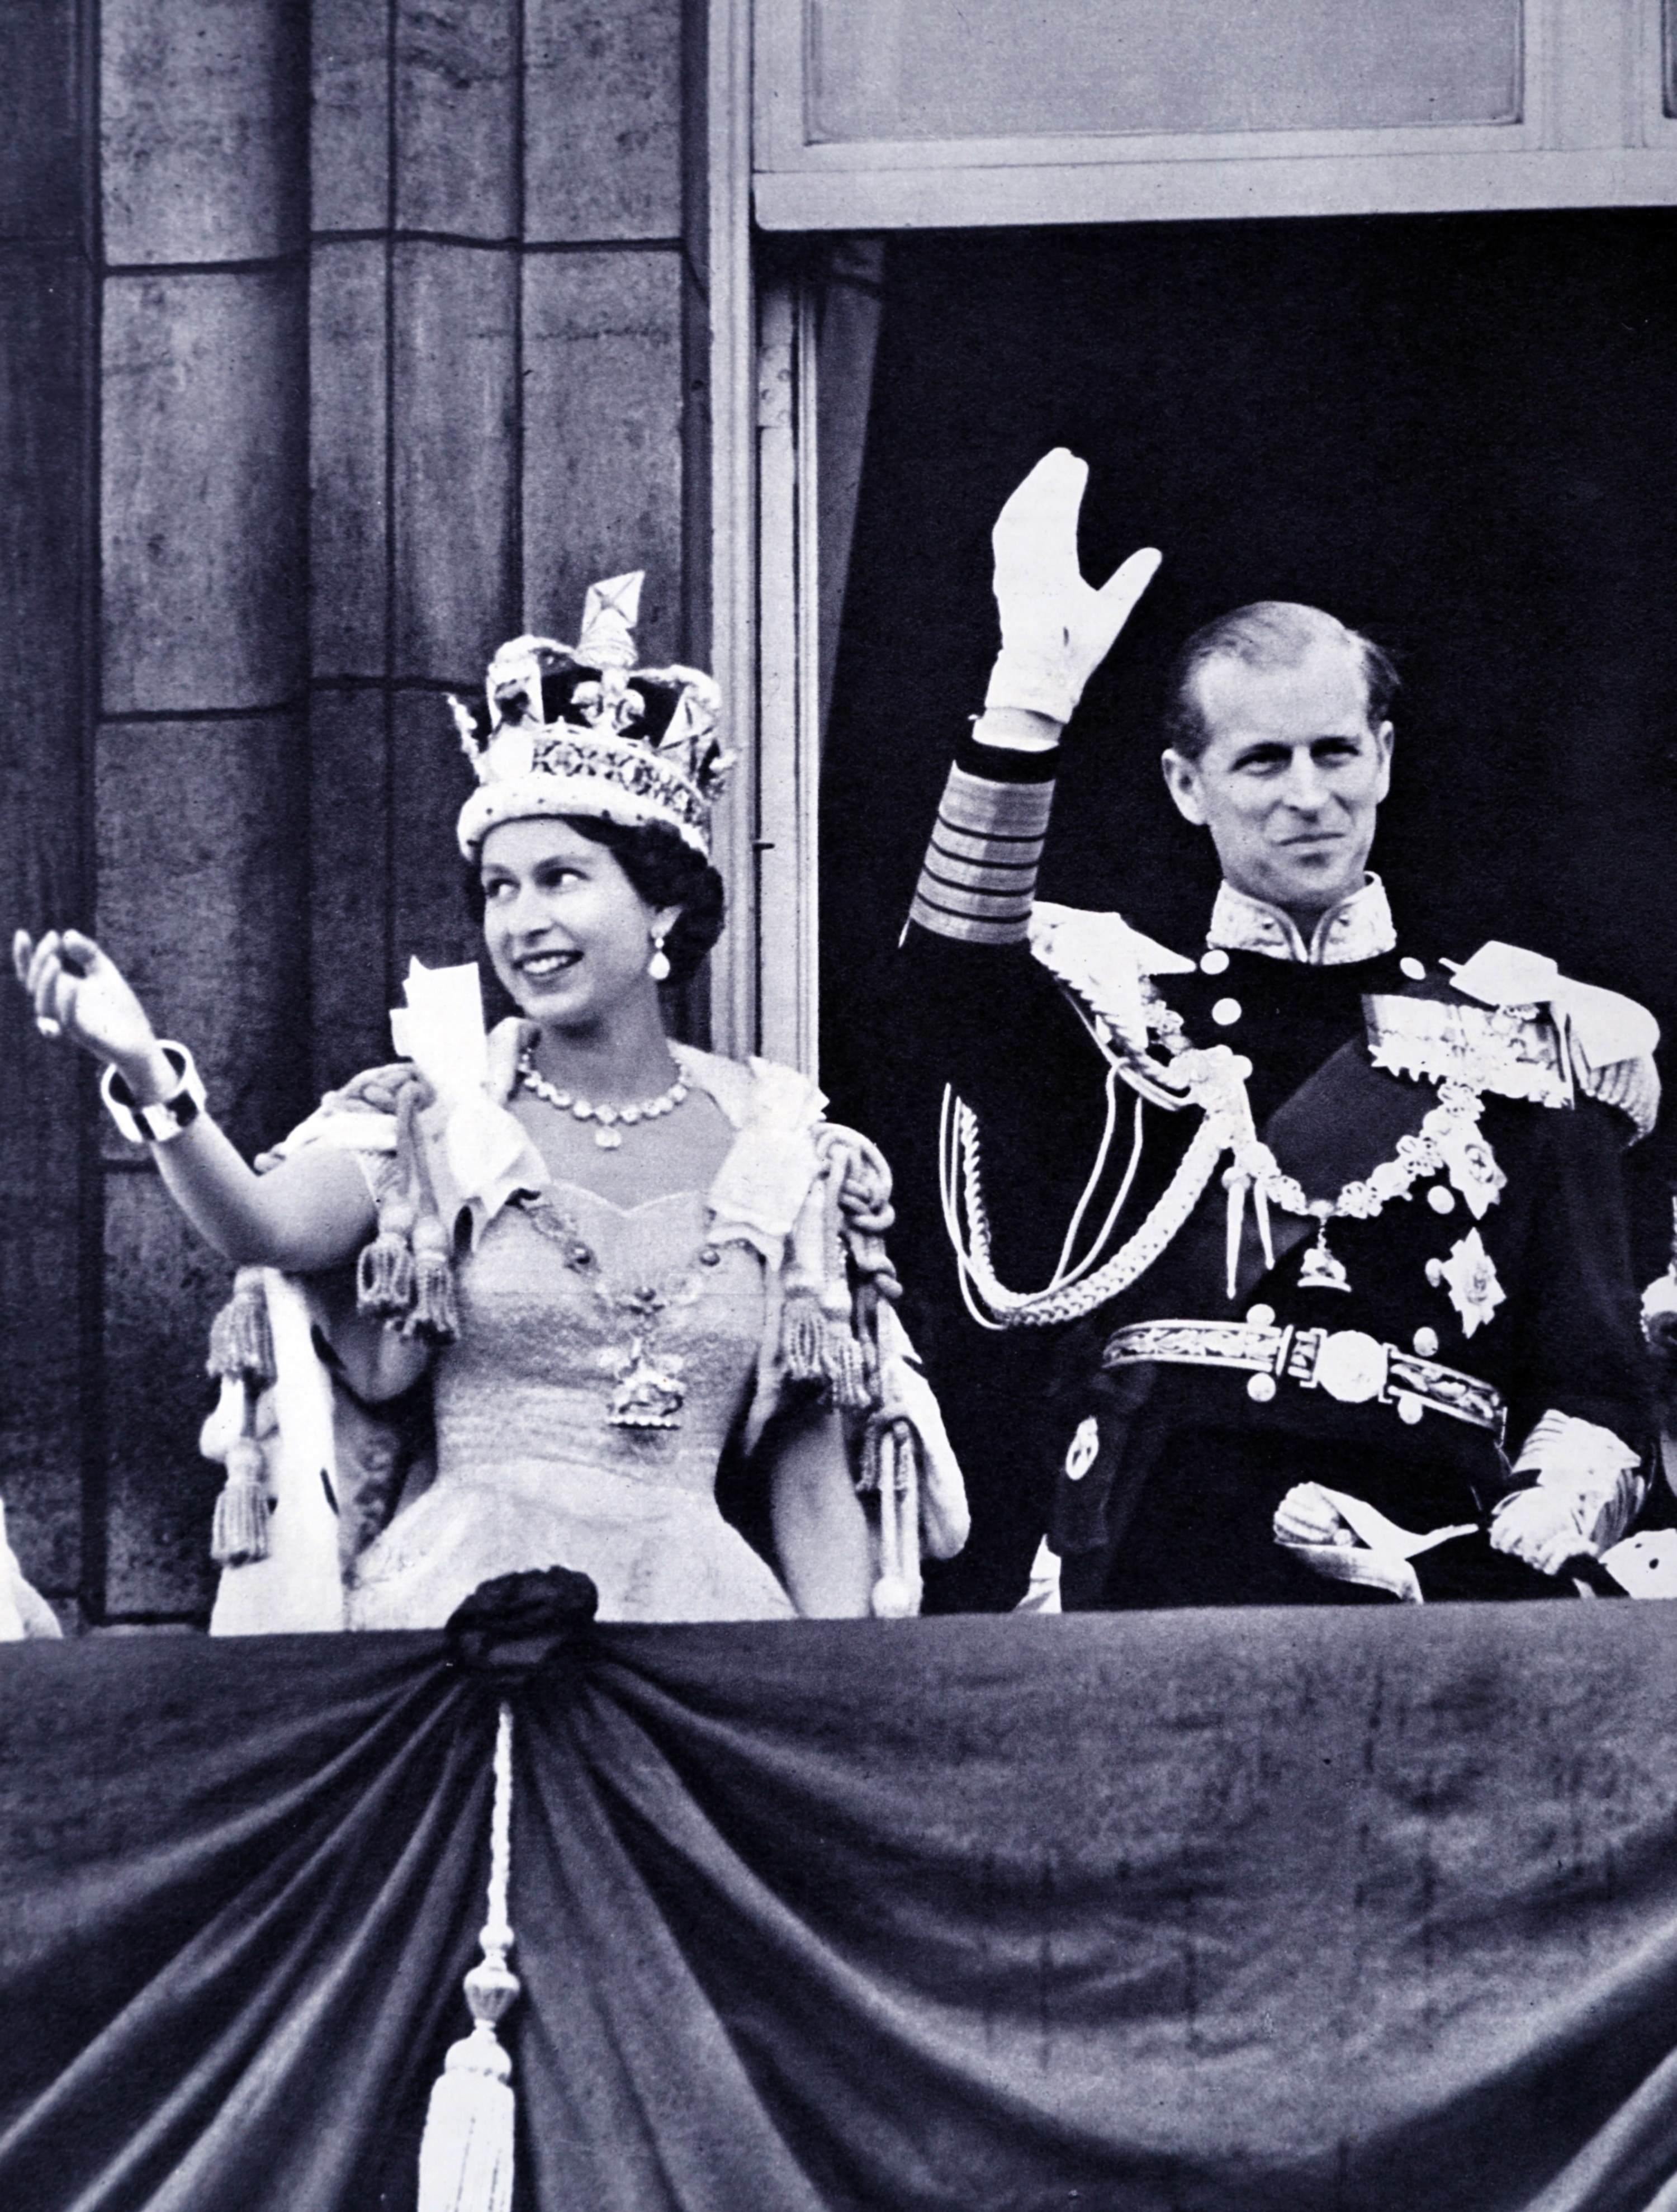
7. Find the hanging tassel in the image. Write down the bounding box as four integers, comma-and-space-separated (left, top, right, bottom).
893, 1422, 923, 1615
358, 1195, 418, 1320
868, 1416, 920, 1618
418, 1702, 519, 2212
851, 1279, 882, 1401
1223, 1164, 1247, 1305
402, 1103, 461, 1344
823, 1324, 874, 1412
780, 1289, 829, 1383
210, 1433, 271, 1567
406, 1214, 461, 1344
207, 1266, 276, 1384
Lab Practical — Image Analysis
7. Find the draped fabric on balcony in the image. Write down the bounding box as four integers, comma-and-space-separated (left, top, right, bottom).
6, 1603, 1677, 2211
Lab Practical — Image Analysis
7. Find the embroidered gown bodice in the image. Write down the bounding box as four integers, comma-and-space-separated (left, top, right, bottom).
346, 1181, 796, 1628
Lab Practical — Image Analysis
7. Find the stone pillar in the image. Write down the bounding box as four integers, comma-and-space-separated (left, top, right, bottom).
97, 0, 310, 1618
0, 0, 97, 1630
309, 0, 694, 1090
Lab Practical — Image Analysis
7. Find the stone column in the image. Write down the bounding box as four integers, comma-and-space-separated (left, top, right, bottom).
97, 0, 310, 1618
0, 0, 97, 1631
309, 0, 694, 1090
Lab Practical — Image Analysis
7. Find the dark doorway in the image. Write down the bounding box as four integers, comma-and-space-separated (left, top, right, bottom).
821, 211, 1677, 1610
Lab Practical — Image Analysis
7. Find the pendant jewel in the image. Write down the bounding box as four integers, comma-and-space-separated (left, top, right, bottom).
606, 1336, 687, 1428
1298, 1207, 1353, 1294
517, 1048, 689, 1146
1226, 1075, 1508, 1306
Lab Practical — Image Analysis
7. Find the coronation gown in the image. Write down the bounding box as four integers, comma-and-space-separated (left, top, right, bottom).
347, 1176, 798, 1627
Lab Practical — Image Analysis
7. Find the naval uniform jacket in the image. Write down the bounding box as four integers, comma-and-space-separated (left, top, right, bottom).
903, 733, 1657, 1608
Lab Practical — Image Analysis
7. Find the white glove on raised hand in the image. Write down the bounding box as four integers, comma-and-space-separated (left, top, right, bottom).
984, 449, 1162, 726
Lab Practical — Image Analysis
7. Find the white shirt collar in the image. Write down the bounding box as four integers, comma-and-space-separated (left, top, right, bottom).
1206, 873, 1396, 967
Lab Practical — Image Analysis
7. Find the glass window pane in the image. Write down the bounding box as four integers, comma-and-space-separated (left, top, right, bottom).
808, 0, 1523, 143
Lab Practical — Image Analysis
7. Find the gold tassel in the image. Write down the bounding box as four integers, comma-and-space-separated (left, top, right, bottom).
823, 1325, 873, 1412
408, 1241, 461, 1344
780, 1290, 828, 1383
404, 1127, 461, 1344
206, 1266, 276, 1383
210, 1433, 271, 1567
418, 1703, 519, 2212
358, 1190, 418, 1321
867, 1417, 920, 1617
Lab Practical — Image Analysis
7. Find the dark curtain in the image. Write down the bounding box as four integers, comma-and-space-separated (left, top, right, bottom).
10, 1605, 1677, 2209
818, 211, 1677, 1609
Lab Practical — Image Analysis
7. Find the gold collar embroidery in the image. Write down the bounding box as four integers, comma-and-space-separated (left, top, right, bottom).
1207, 875, 1396, 967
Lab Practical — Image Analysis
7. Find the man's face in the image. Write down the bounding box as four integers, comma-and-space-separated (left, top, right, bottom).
1161, 640, 1393, 924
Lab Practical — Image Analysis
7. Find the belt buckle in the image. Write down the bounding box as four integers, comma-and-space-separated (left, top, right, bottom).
1309, 1330, 1390, 1406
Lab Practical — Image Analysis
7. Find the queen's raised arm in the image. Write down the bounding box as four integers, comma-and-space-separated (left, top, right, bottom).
12, 925, 377, 1272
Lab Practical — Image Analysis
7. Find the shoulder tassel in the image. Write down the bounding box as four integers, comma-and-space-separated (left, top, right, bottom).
205, 1265, 278, 1568
354, 1073, 462, 1340
402, 1088, 461, 1344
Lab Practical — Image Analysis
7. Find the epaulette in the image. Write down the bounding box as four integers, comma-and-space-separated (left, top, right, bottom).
1366, 940, 1660, 1141
1028, 901, 1193, 1060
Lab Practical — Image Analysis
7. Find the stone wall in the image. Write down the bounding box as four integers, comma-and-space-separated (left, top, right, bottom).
1, 0, 704, 1625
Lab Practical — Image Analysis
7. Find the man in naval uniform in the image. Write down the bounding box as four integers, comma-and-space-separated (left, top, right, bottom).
905, 451, 1660, 1608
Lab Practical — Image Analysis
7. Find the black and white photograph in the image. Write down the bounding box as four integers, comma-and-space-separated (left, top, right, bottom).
5, 3, 1677, 2206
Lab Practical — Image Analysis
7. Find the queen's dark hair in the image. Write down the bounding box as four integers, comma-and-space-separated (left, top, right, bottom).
1163, 602, 1400, 763
465, 815, 725, 985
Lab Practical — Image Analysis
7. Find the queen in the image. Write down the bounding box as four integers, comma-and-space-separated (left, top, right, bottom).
14, 575, 965, 1632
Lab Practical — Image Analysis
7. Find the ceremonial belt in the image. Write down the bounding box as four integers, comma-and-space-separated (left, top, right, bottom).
1102, 1318, 1507, 1442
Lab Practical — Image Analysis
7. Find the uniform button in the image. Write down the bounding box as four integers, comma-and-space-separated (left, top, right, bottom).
1212, 997, 1242, 1027
1411, 1327, 1439, 1358
1247, 1373, 1277, 1402
1428, 1184, 1456, 1214
1200, 947, 1230, 976
1400, 956, 1427, 982
1425, 1258, 1446, 1287
1245, 1304, 1275, 1329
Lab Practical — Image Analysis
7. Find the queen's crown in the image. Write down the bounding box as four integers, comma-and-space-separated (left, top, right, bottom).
451, 573, 731, 859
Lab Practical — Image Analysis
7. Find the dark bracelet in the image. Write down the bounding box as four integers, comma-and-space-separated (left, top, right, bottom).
100, 1043, 206, 1144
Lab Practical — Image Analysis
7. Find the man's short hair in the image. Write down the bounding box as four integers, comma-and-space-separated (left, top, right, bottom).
1163, 602, 1400, 763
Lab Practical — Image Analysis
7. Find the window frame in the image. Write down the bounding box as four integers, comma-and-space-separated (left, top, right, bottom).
711, 0, 1677, 1072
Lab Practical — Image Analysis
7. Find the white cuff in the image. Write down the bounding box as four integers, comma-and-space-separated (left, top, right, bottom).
984, 644, 1078, 725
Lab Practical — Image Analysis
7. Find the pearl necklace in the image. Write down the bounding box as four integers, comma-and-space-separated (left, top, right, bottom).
516, 1047, 689, 1148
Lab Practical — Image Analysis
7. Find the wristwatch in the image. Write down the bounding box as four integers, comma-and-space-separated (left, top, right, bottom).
100, 1043, 206, 1144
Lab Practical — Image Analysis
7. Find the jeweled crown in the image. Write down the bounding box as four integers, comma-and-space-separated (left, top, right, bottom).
452, 573, 731, 861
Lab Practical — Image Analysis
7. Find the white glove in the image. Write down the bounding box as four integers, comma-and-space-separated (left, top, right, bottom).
1273, 1482, 1357, 1548
984, 450, 1161, 725
1501, 1410, 1645, 1563
1489, 1487, 1590, 1578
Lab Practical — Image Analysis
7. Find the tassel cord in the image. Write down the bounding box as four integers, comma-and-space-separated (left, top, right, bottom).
415, 1701, 519, 2212
484, 1700, 514, 1963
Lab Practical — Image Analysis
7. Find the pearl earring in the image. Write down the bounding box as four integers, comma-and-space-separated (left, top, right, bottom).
647, 932, 671, 983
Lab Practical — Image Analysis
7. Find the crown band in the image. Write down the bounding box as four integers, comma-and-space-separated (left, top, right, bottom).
453, 573, 730, 863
